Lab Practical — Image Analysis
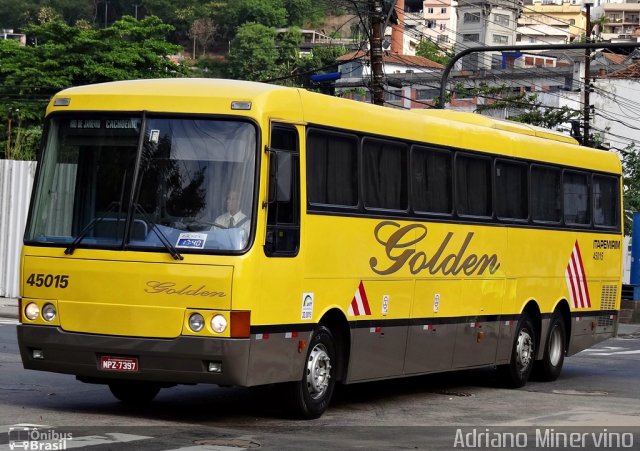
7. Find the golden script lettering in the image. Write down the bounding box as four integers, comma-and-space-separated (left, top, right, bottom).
369, 221, 501, 276
145, 281, 226, 297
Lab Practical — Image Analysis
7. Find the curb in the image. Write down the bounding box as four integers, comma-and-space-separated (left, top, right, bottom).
0, 298, 19, 320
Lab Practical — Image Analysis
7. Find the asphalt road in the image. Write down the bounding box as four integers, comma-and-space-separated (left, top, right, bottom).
1, 322, 640, 450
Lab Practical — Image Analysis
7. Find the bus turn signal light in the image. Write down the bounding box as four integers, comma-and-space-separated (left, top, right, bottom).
230, 311, 250, 338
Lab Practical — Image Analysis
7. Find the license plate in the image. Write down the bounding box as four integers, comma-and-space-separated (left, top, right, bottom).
99, 356, 139, 372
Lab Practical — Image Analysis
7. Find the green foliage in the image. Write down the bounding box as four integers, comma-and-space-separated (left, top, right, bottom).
216, 0, 287, 39
0, 16, 186, 160
227, 23, 280, 81
621, 144, 640, 235
474, 85, 579, 130
415, 39, 452, 66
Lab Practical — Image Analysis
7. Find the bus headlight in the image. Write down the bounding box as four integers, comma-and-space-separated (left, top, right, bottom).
188, 313, 205, 332
211, 314, 228, 333
42, 303, 57, 322
25, 303, 40, 320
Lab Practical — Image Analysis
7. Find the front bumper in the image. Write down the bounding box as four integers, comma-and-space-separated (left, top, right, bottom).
17, 324, 250, 385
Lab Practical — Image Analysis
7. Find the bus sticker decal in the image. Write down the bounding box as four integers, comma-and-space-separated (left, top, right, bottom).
285, 331, 299, 339
301, 293, 314, 320
565, 241, 592, 309
348, 281, 372, 317
382, 295, 389, 316
176, 233, 207, 249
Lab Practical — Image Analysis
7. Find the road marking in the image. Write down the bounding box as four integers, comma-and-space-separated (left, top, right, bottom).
165, 447, 248, 451
582, 346, 626, 352
582, 350, 640, 356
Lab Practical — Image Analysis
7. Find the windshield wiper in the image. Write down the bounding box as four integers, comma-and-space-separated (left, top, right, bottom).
64, 201, 120, 255
134, 204, 184, 261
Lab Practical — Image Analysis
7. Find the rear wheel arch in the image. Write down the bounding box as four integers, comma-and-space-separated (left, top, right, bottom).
319, 308, 350, 383
522, 300, 542, 349
553, 299, 571, 352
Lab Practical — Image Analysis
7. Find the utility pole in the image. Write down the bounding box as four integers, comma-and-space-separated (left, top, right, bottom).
583, 2, 593, 146
369, 0, 385, 106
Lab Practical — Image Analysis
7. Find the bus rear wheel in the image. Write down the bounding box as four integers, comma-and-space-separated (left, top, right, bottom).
108, 381, 161, 404
533, 312, 566, 381
286, 325, 336, 419
498, 313, 536, 388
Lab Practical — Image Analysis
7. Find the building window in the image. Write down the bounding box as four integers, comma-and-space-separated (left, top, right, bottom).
463, 34, 480, 42
464, 13, 480, 23
441, 8, 447, 14
569, 19, 576, 25
493, 34, 508, 44
494, 14, 510, 26
415, 88, 439, 100
437, 34, 449, 43
384, 89, 401, 102
427, 7, 434, 14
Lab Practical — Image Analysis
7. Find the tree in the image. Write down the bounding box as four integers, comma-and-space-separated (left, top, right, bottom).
415, 39, 452, 66
621, 144, 640, 234
227, 23, 279, 81
188, 17, 216, 58
474, 85, 580, 130
215, 0, 287, 39
0, 15, 187, 160
284, 0, 329, 27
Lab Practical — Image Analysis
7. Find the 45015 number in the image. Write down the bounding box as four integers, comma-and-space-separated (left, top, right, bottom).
26, 273, 69, 288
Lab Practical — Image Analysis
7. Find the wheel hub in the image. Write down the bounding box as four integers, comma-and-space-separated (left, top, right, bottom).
516, 329, 533, 374
306, 343, 331, 400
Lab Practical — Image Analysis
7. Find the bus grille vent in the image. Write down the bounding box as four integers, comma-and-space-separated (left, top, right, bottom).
600, 285, 617, 311
597, 315, 614, 327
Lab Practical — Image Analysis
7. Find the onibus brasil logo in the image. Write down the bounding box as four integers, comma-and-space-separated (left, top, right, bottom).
8, 426, 72, 450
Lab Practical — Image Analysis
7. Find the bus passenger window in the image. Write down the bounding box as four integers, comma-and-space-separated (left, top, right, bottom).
411, 146, 452, 214
495, 160, 528, 220
563, 171, 590, 225
363, 138, 408, 211
593, 175, 618, 227
307, 130, 358, 206
456, 154, 492, 217
531, 165, 561, 223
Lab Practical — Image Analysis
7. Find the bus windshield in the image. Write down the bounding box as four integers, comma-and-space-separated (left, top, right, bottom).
26, 114, 257, 253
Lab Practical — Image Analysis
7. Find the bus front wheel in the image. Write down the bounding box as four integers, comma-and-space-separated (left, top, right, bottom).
286, 325, 336, 419
108, 381, 161, 404
498, 313, 536, 388
533, 312, 566, 381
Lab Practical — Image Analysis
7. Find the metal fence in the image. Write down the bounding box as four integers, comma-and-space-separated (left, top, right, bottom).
0, 159, 36, 298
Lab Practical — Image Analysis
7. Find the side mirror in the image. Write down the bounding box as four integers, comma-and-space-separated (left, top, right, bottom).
268, 150, 291, 203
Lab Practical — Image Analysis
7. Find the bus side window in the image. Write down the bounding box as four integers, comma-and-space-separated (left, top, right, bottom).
265, 125, 300, 256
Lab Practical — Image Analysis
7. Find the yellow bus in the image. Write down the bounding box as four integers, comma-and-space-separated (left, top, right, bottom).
18, 79, 622, 419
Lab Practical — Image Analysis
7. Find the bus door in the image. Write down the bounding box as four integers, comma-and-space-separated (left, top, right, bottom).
248, 123, 303, 386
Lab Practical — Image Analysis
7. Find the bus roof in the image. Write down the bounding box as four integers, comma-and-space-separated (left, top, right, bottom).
48, 78, 621, 175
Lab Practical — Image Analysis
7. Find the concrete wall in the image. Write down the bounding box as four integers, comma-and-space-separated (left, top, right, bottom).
0, 159, 36, 298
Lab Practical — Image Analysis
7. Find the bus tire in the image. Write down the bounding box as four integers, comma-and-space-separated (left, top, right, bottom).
533, 312, 566, 382
497, 313, 536, 388
286, 325, 336, 419
108, 381, 161, 404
